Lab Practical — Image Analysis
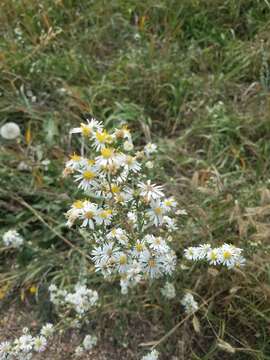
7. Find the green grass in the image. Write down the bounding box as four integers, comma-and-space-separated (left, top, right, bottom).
1, 0, 270, 359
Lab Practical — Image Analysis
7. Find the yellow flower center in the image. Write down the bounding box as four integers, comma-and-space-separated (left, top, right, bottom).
85, 211, 94, 219
101, 147, 114, 159
87, 159, 95, 166
164, 200, 172, 206
70, 153, 81, 161
126, 156, 134, 166
80, 124, 91, 137
96, 130, 111, 143
135, 243, 143, 252
119, 255, 127, 265
73, 200, 84, 209
148, 259, 156, 268
154, 207, 162, 215
83, 170, 96, 180
210, 251, 217, 260
223, 251, 232, 259
100, 209, 112, 218
111, 184, 120, 193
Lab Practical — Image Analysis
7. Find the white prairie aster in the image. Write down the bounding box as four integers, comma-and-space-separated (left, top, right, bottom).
80, 202, 98, 229
122, 155, 141, 173
74, 166, 98, 192
138, 180, 164, 202
70, 118, 103, 137
33, 336, 47, 352
147, 200, 166, 226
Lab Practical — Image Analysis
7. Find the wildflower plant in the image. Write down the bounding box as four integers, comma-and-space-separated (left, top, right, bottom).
0, 324, 54, 360
64, 118, 181, 293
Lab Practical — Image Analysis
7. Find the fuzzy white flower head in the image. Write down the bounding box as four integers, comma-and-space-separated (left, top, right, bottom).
123, 140, 134, 151
2, 229, 24, 247
181, 292, 198, 314
160, 282, 176, 299
142, 349, 159, 360
0, 122, 21, 140
83, 334, 97, 350
40, 323, 54, 338
145, 161, 154, 169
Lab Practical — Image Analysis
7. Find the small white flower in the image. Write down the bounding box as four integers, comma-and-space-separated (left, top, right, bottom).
142, 349, 159, 360
181, 292, 198, 314
83, 335, 97, 350
33, 336, 47, 352
70, 118, 103, 137
144, 143, 157, 157
80, 202, 98, 229
138, 180, 164, 201
2, 229, 24, 247
0, 122, 21, 140
160, 282, 176, 299
145, 161, 154, 169
123, 140, 134, 151
40, 323, 54, 338
147, 200, 166, 226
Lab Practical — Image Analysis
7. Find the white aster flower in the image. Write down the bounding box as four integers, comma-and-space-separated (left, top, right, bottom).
0, 122, 21, 140
33, 336, 47, 352
162, 197, 177, 211
144, 143, 157, 157
74, 166, 98, 192
138, 180, 164, 202
92, 130, 113, 150
70, 118, 103, 137
183, 247, 200, 261
122, 154, 141, 173
2, 229, 24, 247
80, 202, 98, 229
94, 208, 113, 226
147, 200, 166, 226
217, 243, 243, 269
91, 242, 119, 267
197, 243, 212, 260
107, 228, 128, 245
181, 292, 199, 314
206, 248, 219, 265
140, 251, 163, 279
95, 147, 123, 169
163, 216, 178, 231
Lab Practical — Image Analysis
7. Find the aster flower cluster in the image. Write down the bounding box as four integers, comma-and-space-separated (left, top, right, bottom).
2, 230, 24, 248
184, 243, 245, 269
74, 334, 98, 357
49, 283, 98, 318
0, 324, 54, 360
64, 118, 183, 292
181, 293, 199, 315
